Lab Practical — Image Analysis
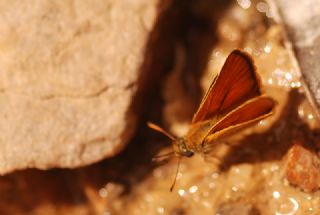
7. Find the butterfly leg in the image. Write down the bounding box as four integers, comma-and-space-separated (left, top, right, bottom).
201, 142, 225, 171
203, 153, 222, 165
202, 136, 233, 170
202, 155, 221, 173
219, 140, 234, 149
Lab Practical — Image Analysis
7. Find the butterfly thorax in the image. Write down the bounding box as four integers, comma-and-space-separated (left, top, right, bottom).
184, 119, 217, 152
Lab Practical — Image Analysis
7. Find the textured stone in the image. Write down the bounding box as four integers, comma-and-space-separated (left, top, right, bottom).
268, 0, 320, 117
0, 0, 158, 174
282, 142, 320, 192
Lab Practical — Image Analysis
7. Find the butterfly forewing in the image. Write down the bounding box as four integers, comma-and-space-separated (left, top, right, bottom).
192, 50, 262, 124
203, 96, 275, 143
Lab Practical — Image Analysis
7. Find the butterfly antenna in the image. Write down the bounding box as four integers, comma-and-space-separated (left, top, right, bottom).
152, 151, 175, 162
147, 122, 176, 141
170, 156, 182, 192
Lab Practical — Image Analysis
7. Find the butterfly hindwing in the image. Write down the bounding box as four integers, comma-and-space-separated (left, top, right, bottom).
203, 96, 275, 143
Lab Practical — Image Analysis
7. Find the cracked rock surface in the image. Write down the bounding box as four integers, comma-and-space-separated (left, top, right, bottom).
0, 0, 157, 174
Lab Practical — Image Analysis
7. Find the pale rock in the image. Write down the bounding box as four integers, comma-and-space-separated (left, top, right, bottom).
0, 0, 158, 174
268, 0, 320, 117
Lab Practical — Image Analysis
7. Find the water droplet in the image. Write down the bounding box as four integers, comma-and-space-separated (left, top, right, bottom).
213, 50, 221, 57
273, 191, 281, 199
145, 194, 153, 203
189, 185, 198, 193
157, 207, 165, 214
211, 172, 219, 179
256, 2, 268, 13
178, 189, 185, 196
202, 200, 211, 208
244, 47, 252, 53
231, 186, 239, 192
99, 188, 108, 198
102, 211, 111, 215
209, 182, 216, 189
271, 164, 279, 172
237, 0, 251, 9
274, 196, 300, 215
298, 108, 305, 118
264, 43, 272, 53
285, 73, 293, 81
308, 114, 314, 120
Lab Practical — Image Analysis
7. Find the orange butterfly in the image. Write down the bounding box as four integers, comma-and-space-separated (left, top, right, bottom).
148, 49, 275, 190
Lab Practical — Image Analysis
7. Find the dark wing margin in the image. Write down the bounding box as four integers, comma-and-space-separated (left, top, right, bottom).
192, 49, 262, 123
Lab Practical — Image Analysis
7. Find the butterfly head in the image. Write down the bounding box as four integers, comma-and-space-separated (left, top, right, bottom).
147, 122, 195, 191
147, 122, 194, 158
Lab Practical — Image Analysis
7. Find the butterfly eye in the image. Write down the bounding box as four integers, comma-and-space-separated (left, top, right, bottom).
183, 150, 194, 157
176, 138, 194, 157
